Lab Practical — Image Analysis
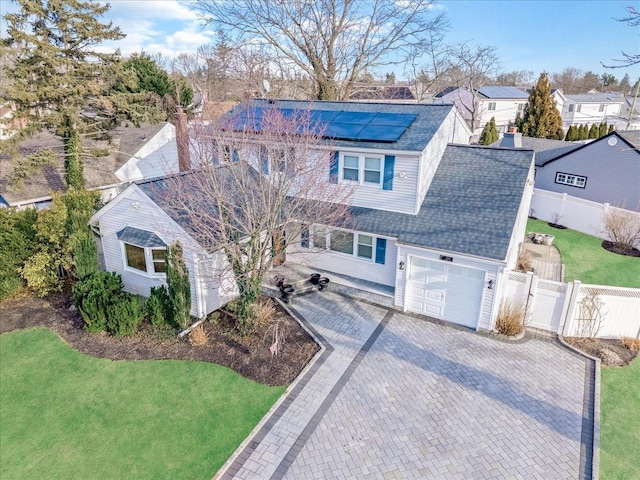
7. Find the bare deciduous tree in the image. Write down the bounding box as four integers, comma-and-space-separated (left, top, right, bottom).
603, 5, 640, 69
191, 0, 447, 100
444, 43, 500, 131
155, 106, 353, 333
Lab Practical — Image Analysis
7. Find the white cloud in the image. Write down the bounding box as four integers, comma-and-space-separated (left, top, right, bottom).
99, 1, 198, 21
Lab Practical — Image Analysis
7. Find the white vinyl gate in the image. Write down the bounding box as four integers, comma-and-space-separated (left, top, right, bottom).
407, 257, 485, 328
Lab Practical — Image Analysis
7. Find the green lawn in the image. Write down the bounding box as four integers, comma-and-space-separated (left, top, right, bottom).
0, 328, 284, 480
526, 218, 640, 288
600, 359, 640, 480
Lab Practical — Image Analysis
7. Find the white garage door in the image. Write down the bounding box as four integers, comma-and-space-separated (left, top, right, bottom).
407, 257, 485, 328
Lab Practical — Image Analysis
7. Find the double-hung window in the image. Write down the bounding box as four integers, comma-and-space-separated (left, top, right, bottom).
487, 102, 496, 111
555, 172, 586, 188
356, 234, 373, 259
342, 155, 360, 181
363, 157, 381, 184
341, 154, 383, 185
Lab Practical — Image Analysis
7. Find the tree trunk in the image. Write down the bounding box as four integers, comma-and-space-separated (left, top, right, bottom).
62, 116, 85, 189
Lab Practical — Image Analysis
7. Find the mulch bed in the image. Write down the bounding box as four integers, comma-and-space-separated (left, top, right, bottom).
0, 291, 319, 386
564, 337, 639, 367
601, 240, 640, 258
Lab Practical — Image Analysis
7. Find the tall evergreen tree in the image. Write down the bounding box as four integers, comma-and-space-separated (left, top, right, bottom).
579, 124, 588, 140
608, 124, 615, 133
588, 124, 599, 139
479, 117, 498, 145
519, 72, 564, 140
564, 125, 577, 141
598, 122, 608, 138
2, 0, 162, 189
619, 74, 632, 92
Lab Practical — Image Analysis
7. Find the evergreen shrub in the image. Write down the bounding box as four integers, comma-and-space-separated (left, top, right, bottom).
145, 285, 170, 326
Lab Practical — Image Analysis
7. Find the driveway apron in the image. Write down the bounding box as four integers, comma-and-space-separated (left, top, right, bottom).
220, 292, 593, 480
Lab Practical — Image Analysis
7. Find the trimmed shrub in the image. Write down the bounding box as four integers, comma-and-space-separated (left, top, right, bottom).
71, 230, 98, 280
73, 272, 124, 333
73, 272, 143, 336
145, 285, 170, 326
0, 207, 38, 299
107, 294, 144, 337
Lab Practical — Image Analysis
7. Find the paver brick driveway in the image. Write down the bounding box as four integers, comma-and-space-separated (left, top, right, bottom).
223, 293, 593, 480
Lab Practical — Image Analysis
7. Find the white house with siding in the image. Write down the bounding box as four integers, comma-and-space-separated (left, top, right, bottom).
560, 92, 625, 130
90, 100, 535, 331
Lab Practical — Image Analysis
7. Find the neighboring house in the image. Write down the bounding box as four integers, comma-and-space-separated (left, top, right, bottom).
0, 122, 174, 209
494, 129, 640, 211
91, 100, 535, 332
560, 92, 625, 130
434, 86, 529, 135
0, 103, 27, 140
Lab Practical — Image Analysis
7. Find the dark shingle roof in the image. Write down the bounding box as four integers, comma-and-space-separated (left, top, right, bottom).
0, 123, 169, 206
618, 130, 640, 149
232, 99, 455, 152
349, 145, 534, 260
117, 226, 166, 247
490, 136, 583, 166
115, 122, 169, 165
565, 93, 624, 103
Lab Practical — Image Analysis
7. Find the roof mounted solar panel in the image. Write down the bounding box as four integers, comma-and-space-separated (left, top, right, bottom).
333, 111, 378, 124
356, 125, 407, 142
324, 123, 366, 139
369, 112, 417, 127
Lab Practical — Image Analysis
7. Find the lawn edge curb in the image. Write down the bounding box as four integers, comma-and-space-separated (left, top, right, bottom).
558, 334, 601, 480
212, 297, 328, 480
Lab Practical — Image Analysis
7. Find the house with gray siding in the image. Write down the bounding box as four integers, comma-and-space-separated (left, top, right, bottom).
495, 130, 640, 211
91, 100, 535, 331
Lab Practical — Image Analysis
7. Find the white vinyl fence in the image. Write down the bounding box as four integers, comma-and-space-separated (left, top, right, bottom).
499, 271, 640, 339
529, 189, 640, 245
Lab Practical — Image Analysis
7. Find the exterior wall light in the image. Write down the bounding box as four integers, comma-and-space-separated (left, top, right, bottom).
487, 279, 494, 290
399, 261, 405, 270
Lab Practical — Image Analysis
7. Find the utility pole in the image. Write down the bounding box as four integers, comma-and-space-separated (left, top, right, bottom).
627, 78, 640, 130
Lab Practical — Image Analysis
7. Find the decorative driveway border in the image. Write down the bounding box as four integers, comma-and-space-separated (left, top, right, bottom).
216, 292, 597, 480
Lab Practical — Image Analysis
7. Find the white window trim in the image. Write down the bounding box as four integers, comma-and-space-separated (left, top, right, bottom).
121, 242, 167, 277
340, 153, 383, 186
555, 172, 587, 189
487, 102, 496, 111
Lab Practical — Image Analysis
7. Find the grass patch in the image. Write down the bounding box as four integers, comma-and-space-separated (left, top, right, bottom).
526, 218, 640, 288
600, 359, 640, 479
0, 328, 284, 480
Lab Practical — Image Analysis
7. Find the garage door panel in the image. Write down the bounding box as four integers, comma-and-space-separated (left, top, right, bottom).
407, 257, 485, 329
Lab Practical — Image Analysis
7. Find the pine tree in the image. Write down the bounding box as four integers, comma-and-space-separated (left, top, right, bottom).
479, 117, 499, 145
579, 124, 588, 140
519, 72, 564, 139
598, 122, 608, 138
564, 125, 576, 141
608, 124, 615, 133
588, 124, 599, 139
3, 0, 163, 189
619, 74, 632, 93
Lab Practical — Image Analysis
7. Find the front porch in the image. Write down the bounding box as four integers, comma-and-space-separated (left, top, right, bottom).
265, 262, 396, 308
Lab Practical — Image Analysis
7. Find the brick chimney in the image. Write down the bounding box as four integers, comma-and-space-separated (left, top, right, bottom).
501, 127, 522, 148
175, 106, 191, 172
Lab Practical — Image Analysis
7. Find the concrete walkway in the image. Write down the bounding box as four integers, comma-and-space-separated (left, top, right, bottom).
218, 293, 595, 480
522, 235, 564, 282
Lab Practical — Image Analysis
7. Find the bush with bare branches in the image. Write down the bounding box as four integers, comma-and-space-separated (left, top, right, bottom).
600, 207, 640, 251
495, 299, 526, 336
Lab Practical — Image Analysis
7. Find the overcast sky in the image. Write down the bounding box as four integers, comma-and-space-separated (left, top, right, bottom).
1, 0, 638, 82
